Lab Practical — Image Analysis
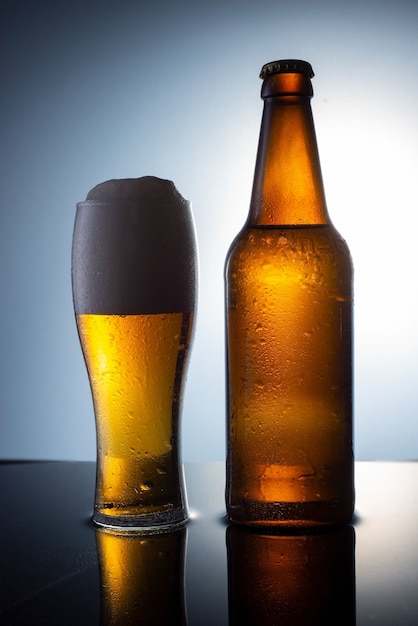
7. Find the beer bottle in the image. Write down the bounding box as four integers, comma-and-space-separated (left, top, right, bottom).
225, 60, 354, 527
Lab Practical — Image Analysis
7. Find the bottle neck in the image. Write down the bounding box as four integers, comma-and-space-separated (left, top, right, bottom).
248, 72, 330, 227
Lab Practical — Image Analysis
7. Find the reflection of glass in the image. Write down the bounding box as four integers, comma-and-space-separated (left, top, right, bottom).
227, 525, 355, 625
96, 526, 188, 625
72, 177, 197, 530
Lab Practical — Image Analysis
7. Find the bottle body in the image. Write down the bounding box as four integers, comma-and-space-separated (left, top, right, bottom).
226, 224, 353, 526
225, 61, 354, 527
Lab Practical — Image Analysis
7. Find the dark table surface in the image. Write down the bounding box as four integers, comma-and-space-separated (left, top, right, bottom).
1, 460, 417, 625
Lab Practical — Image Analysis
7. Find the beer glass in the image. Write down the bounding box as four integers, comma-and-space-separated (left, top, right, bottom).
72, 176, 197, 530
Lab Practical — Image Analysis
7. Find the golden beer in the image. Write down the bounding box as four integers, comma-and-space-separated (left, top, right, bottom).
72, 176, 197, 529
77, 312, 193, 523
225, 61, 354, 526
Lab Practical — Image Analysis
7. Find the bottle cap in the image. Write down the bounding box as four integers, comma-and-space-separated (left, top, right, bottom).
260, 59, 314, 80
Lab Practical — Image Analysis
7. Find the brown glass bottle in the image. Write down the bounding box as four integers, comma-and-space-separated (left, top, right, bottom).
225, 60, 354, 527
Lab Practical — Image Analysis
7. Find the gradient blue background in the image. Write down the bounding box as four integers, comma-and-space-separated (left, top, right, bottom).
1, 0, 417, 462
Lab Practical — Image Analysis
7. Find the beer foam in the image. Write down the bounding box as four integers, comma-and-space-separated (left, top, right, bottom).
86, 176, 187, 205
74, 176, 197, 314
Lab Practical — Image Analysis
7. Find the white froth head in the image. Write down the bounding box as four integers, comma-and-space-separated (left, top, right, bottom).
86, 176, 187, 205
73, 176, 197, 314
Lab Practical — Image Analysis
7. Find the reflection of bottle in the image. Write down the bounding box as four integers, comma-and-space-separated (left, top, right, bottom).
225, 60, 354, 527
96, 526, 188, 625
227, 525, 355, 625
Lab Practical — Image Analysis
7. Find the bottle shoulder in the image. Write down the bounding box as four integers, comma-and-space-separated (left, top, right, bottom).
225, 223, 352, 273
227, 223, 350, 253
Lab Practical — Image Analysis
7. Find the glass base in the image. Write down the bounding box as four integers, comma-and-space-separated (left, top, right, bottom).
92, 505, 188, 533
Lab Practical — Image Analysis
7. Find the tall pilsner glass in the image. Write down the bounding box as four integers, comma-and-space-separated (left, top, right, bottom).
72, 176, 198, 530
